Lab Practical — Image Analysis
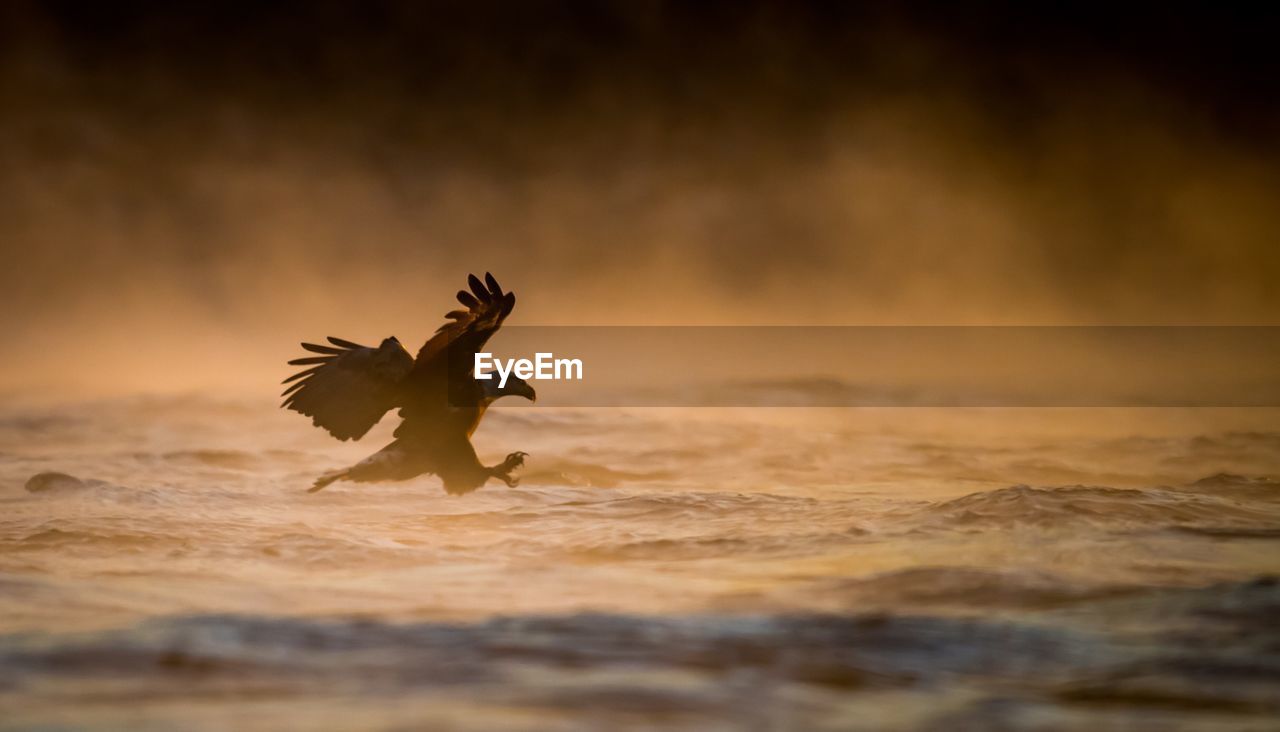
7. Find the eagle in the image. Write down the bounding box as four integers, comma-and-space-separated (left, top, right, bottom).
283, 273, 535, 494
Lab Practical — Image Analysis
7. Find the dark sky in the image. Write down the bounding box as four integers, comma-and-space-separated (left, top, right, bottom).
1, 1, 1277, 393
12, 2, 1277, 134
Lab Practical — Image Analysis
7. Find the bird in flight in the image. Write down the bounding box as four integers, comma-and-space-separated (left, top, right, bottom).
282, 273, 534, 494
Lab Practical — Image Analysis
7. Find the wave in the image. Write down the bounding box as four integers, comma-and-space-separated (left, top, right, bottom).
0, 413, 82, 435
0, 610, 1082, 689
516, 458, 675, 488
24, 472, 96, 493
571, 527, 870, 562
904, 482, 1280, 532
1172, 526, 1280, 539
2, 577, 1276, 724
19, 472, 186, 506
1180, 472, 1280, 498
247, 532, 421, 567
809, 566, 1140, 610
10, 520, 190, 552
507, 491, 834, 523
157, 449, 265, 470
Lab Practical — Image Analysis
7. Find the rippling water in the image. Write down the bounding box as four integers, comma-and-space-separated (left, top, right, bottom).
2, 399, 1278, 730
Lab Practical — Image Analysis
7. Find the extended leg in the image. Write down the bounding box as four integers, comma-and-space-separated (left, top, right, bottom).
309, 441, 426, 492
435, 436, 528, 495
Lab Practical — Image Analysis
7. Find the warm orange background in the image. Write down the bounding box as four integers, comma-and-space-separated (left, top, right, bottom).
1, 2, 1276, 398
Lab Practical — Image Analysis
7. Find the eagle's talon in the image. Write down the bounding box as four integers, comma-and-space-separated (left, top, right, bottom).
489, 451, 527, 487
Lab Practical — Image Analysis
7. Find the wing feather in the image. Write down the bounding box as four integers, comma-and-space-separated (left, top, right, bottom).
301, 342, 345, 355
468, 274, 490, 303
282, 336, 414, 441
484, 272, 503, 297
327, 336, 364, 349
413, 273, 518, 376
282, 365, 323, 384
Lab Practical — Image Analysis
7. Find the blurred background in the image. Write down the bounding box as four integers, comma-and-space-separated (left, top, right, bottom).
1, 0, 1277, 398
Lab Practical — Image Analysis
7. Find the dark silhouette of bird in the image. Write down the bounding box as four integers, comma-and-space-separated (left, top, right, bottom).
283, 273, 534, 494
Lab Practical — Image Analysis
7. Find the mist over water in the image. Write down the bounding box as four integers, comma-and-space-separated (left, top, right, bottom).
2, 2, 1279, 396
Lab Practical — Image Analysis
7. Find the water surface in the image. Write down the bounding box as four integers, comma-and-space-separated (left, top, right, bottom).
2, 399, 1278, 729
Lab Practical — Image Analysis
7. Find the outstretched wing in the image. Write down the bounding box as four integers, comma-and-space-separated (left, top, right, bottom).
413, 272, 517, 380
282, 336, 414, 441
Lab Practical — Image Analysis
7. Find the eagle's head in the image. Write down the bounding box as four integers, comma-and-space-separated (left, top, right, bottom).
479, 375, 537, 405
502, 376, 537, 403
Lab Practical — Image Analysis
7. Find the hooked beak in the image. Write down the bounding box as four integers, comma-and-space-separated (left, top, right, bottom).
517, 382, 537, 403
